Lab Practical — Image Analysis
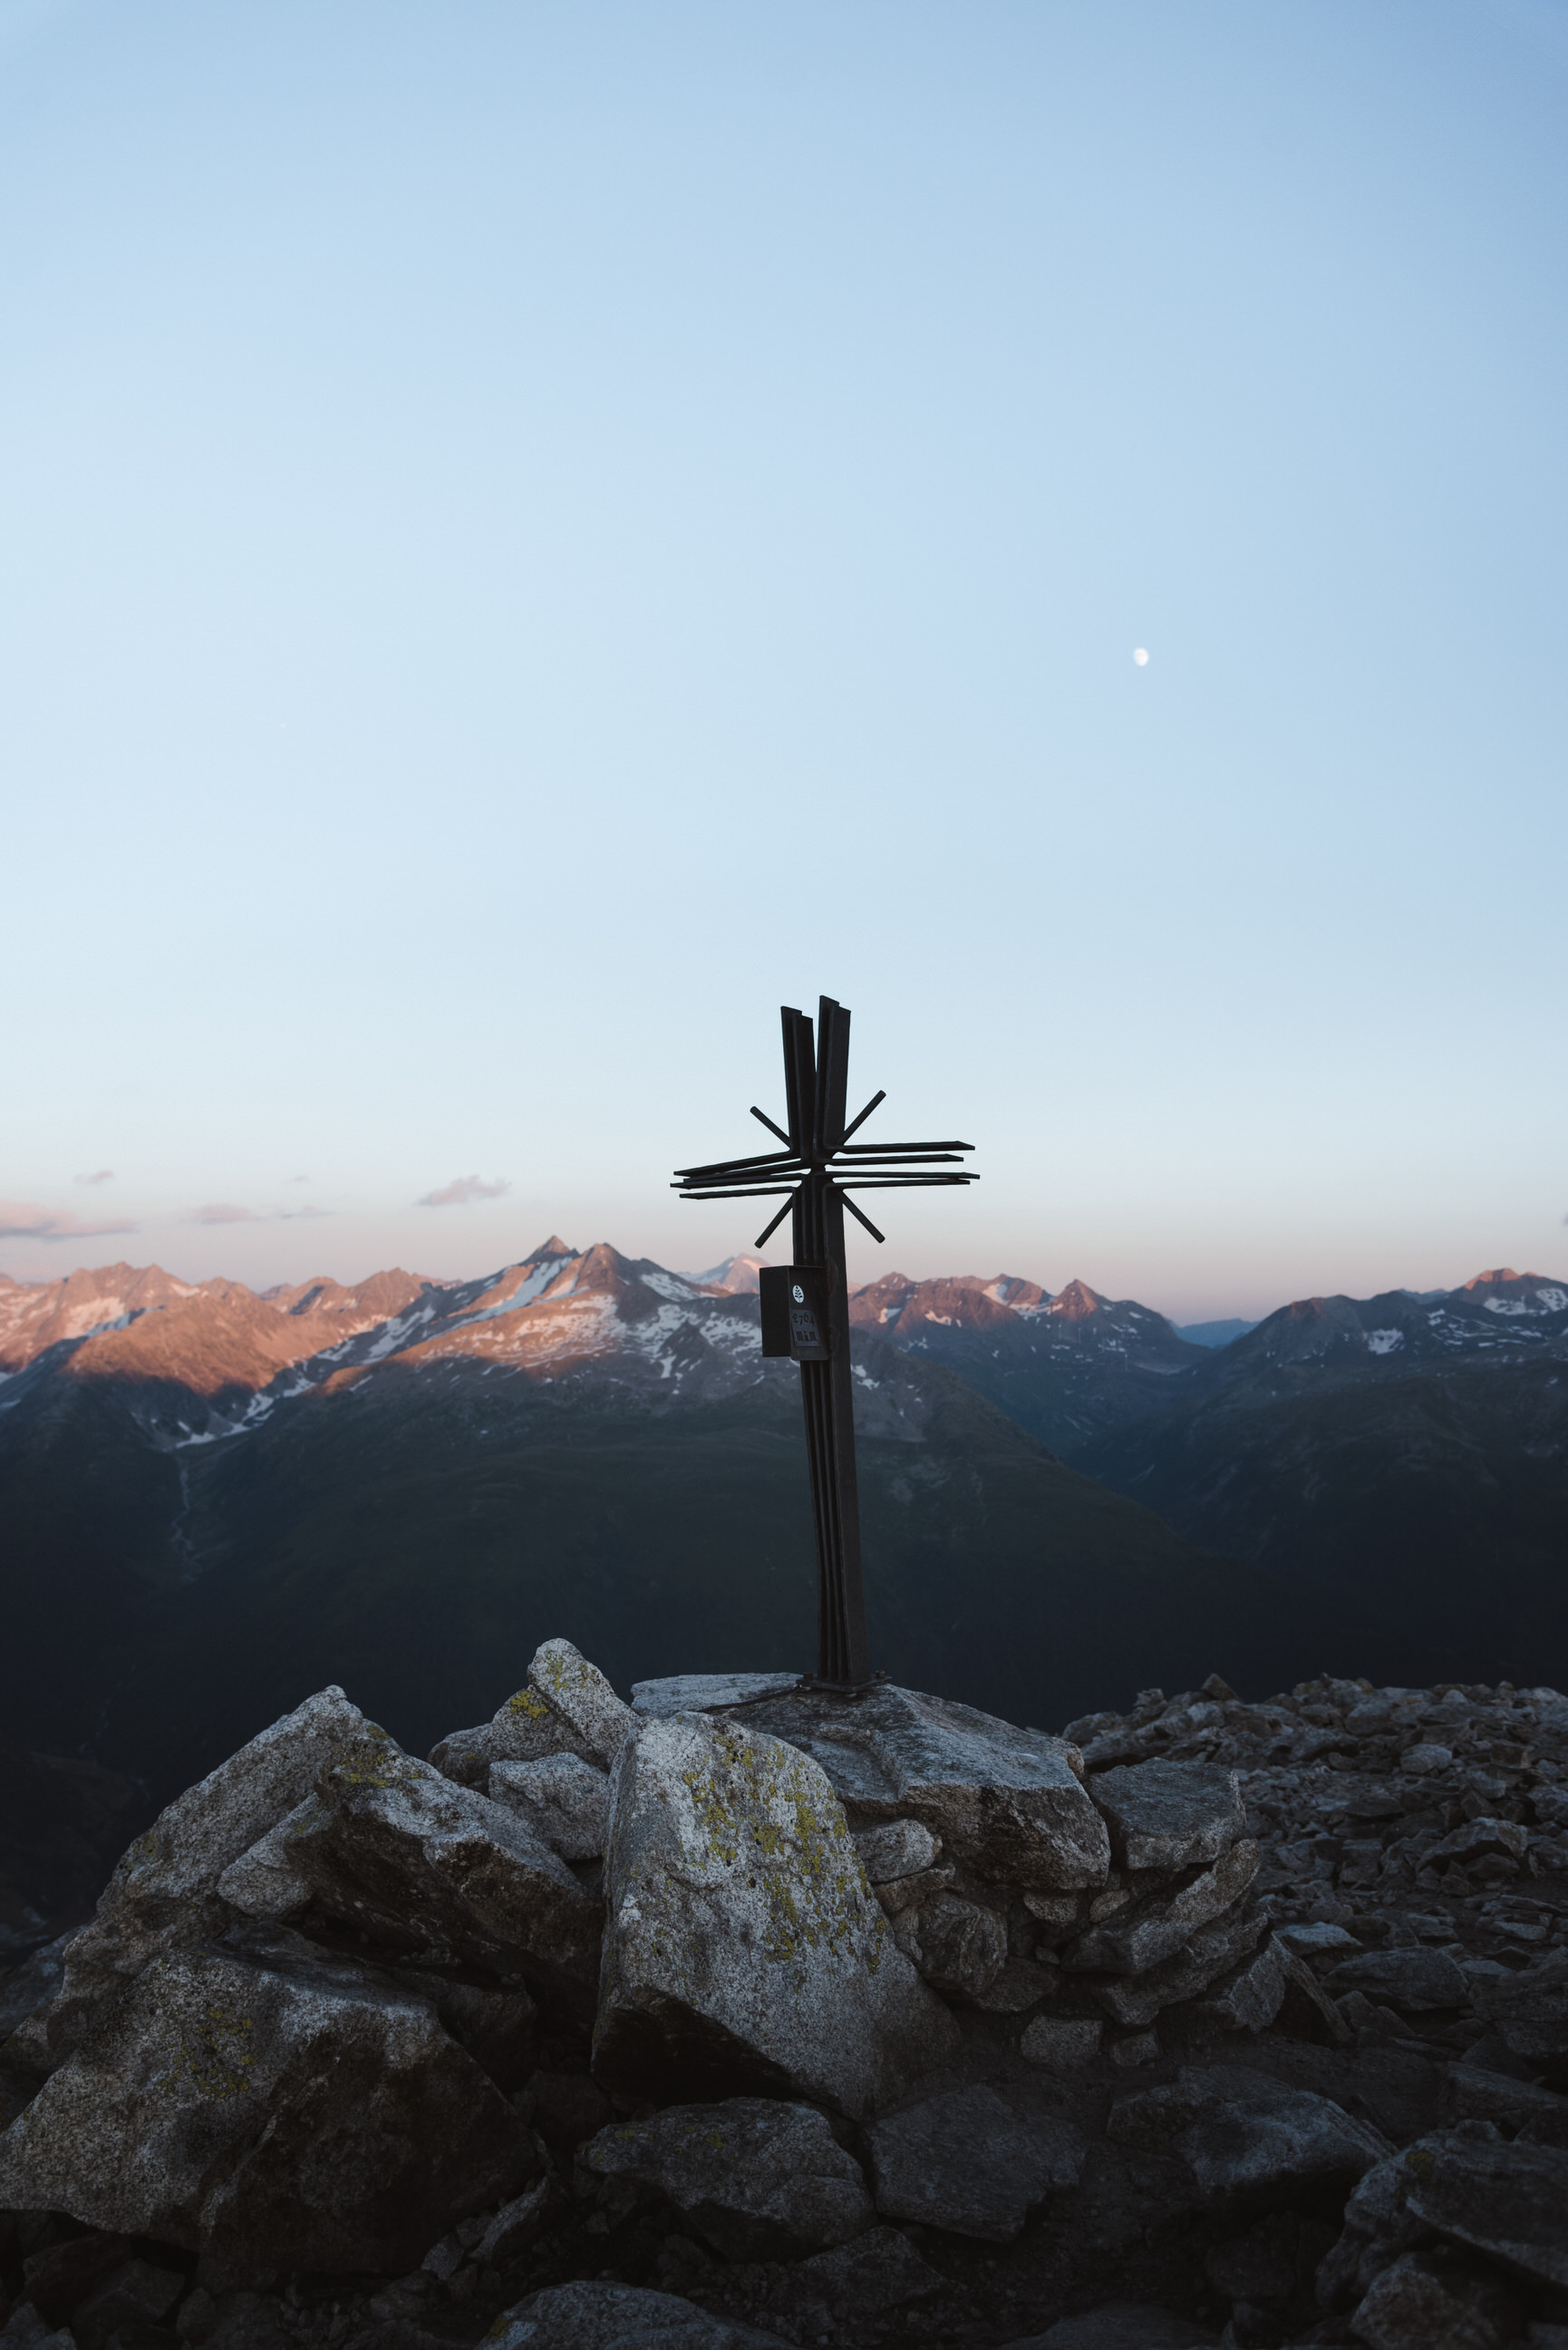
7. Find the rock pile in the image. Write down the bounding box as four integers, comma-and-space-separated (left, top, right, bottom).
2, 1653, 1567, 2350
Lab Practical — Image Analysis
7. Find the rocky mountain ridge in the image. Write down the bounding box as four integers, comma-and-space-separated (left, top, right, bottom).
4, 1643, 1568, 2350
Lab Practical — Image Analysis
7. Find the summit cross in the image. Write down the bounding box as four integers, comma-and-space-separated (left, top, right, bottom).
673, 995, 977, 1687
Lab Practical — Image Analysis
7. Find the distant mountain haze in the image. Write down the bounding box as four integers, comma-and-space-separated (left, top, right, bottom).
1176, 1319, 1258, 1349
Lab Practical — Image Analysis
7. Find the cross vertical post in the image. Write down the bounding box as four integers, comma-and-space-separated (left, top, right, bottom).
672, 994, 976, 1687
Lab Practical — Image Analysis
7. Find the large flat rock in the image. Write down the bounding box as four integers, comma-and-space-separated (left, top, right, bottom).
1396, 2127, 1568, 2290
1108, 2064, 1388, 2206
581, 2098, 873, 2260
0, 1925, 535, 2282
865, 2083, 1085, 2241
739, 1684, 1110, 1890
592, 1712, 959, 2118
632, 1674, 802, 1718
1086, 1762, 1246, 1873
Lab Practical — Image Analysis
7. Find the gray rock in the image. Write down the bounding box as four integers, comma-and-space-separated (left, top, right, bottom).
1273, 1920, 1361, 1965
215, 1799, 322, 1919
1181, 1931, 1289, 2034
489, 1754, 611, 1860
1401, 1743, 1453, 1775
1323, 1948, 1466, 2011
527, 1639, 638, 1770
1108, 2064, 1387, 2204
0, 1925, 535, 2282
632, 1675, 802, 1717
1086, 1762, 1246, 1873
890, 1890, 1008, 1998
1021, 2016, 1102, 2069
0, 2316, 75, 2350
400, 1973, 537, 2091
1445, 2064, 1568, 2132
1431, 1817, 1530, 1865
865, 2083, 1085, 2240
1001, 2306, 1217, 2347
871, 1862, 954, 1917
1088, 1904, 1269, 2028
34, 1687, 373, 2059
761, 2224, 944, 2319
473, 2178, 551, 2266
852, 1820, 941, 1883
484, 2280, 791, 2349
593, 1712, 959, 2118
1275, 1944, 1354, 2044
1350, 2248, 1524, 2350
968, 1955, 1064, 2013
1063, 1842, 1259, 1976
428, 1693, 591, 1792
1396, 2128, 1568, 2290
582, 2098, 873, 2260
281, 1732, 604, 2018
741, 1683, 1110, 1889
1465, 1951, 1568, 2061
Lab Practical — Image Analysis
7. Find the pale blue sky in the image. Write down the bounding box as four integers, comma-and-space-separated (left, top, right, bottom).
4, 0, 1564, 1320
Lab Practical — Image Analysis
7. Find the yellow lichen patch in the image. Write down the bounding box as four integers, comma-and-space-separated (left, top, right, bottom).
122, 1830, 163, 1877
507, 1689, 552, 1723
160, 2000, 256, 2102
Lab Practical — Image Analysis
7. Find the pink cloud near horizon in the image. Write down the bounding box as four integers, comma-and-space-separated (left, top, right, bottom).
0, 1199, 136, 1240
418, 1175, 510, 1208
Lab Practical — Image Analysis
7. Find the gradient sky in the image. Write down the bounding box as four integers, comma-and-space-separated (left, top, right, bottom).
4, 0, 1565, 1321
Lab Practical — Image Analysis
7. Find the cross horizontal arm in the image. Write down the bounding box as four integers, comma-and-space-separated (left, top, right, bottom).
826, 1150, 969, 1167
832, 1174, 979, 1190
673, 1184, 800, 1201
672, 1184, 808, 1203
837, 1139, 973, 1155
673, 1146, 800, 1180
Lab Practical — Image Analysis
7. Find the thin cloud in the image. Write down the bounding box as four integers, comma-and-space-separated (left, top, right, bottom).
418, 1174, 510, 1208
191, 1202, 261, 1225
0, 1200, 136, 1240
276, 1204, 331, 1220
75, 1170, 114, 1186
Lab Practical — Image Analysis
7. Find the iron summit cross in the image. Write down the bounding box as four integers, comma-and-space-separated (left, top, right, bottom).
673, 996, 976, 1687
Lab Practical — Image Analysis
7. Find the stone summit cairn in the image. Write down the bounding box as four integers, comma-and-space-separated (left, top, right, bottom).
3, 1653, 1568, 2350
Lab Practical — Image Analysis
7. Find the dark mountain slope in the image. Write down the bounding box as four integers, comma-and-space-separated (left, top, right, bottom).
92, 1334, 1361, 1805
1079, 1271, 1568, 1688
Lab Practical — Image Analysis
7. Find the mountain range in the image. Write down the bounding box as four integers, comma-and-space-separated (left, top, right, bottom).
0, 1244, 1346, 1869
3, 1243, 1563, 1946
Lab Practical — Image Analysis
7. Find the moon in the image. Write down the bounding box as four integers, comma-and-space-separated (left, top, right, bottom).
1132, 646, 1150, 666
